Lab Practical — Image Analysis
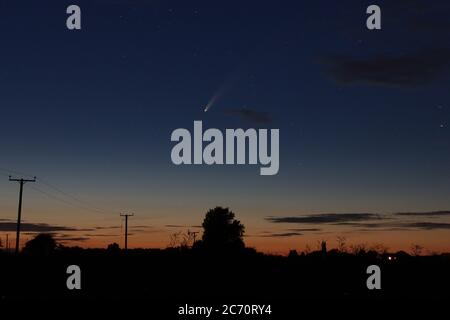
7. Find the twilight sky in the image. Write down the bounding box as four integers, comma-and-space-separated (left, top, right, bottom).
1, 0, 450, 254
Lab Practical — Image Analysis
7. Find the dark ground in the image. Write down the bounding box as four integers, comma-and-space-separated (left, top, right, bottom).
0, 248, 449, 317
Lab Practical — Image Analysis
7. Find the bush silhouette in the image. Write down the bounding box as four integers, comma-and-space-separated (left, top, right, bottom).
200, 206, 245, 250
107, 242, 121, 253
23, 233, 57, 256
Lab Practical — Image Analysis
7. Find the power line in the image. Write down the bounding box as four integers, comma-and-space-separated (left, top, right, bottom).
38, 178, 116, 214
29, 185, 109, 215
0, 166, 117, 216
9, 175, 36, 254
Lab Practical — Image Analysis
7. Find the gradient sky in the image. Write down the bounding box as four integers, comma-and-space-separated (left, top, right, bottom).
1, 0, 450, 254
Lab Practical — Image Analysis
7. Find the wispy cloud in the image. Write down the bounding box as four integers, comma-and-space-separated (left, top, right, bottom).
266, 213, 381, 224
131, 225, 154, 229
94, 226, 120, 230
401, 222, 450, 230
0, 221, 93, 232
335, 221, 450, 231
266, 210, 450, 232
259, 232, 303, 238
83, 233, 118, 237
224, 108, 272, 124
165, 224, 202, 229
287, 228, 322, 232
55, 236, 90, 242
21, 233, 91, 243
321, 48, 450, 87
394, 211, 450, 217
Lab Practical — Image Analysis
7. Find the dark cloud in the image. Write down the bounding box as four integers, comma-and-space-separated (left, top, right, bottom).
21, 233, 91, 243
55, 236, 90, 242
356, 228, 407, 232
0, 222, 92, 232
267, 210, 450, 233
412, 17, 450, 33
321, 48, 450, 87
260, 232, 303, 238
131, 229, 148, 233
401, 222, 450, 230
334, 222, 385, 228
287, 228, 322, 232
394, 211, 450, 217
83, 233, 118, 237
95, 226, 120, 230
266, 213, 381, 224
224, 108, 272, 124
130, 227, 163, 234
337, 221, 450, 231
131, 225, 154, 229
165, 224, 202, 228
389, 0, 450, 33
21, 232, 91, 243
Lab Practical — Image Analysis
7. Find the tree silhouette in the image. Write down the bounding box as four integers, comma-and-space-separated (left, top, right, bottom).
107, 242, 120, 252
23, 233, 57, 256
200, 206, 245, 250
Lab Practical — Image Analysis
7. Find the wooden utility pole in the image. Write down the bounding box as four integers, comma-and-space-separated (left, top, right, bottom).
120, 213, 134, 250
9, 176, 36, 254
188, 230, 199, 246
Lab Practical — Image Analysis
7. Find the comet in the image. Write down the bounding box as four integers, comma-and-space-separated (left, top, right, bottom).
203, 73, 237, 112
204, 90, 222, 112
204, 84, 227, 112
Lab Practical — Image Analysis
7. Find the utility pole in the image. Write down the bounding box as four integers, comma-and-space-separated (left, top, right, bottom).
9, 176, 36, 254
188, 230, 199, 247
120, 213, 134, 250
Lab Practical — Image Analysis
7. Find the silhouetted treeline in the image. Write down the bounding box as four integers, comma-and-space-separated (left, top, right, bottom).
1, 207, 449, 302
1, 243, 449, 301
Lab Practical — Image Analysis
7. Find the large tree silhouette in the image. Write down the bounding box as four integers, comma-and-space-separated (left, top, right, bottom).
200, 207, 245, 250
23, 233, 57, 256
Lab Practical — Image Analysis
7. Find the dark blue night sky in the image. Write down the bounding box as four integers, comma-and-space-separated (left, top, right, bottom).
0, 0, 449, 252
